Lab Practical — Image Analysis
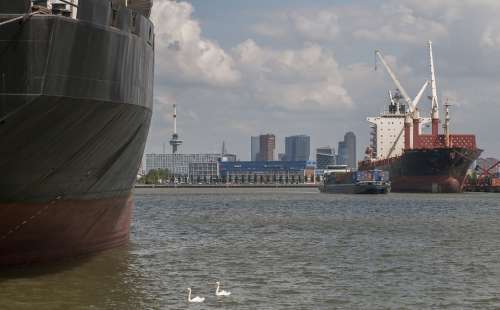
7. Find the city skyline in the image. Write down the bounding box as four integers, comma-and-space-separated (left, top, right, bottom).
147, 1, 500, 161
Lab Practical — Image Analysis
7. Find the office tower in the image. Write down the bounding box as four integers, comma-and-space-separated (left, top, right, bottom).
316, 146, 336, 170
285, 135, 310, 161
251, 136, 260, 161
337, 141, 346, 165
258, 134, 275, 161
344, 131, 357, 169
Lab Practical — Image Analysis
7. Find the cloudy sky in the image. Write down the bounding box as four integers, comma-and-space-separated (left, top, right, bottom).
146, 0, 500, 160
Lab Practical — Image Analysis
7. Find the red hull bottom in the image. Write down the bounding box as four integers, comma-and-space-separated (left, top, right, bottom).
0, 195, 132, 266
391, 176, 463, 193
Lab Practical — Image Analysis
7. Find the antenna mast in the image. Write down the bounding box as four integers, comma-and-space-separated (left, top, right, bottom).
443, 99, 451, 147
169, 104, 183, 154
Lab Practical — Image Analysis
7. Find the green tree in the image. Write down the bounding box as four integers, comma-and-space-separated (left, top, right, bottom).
140, 169, 171, 184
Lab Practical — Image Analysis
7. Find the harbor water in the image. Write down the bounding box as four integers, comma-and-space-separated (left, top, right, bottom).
1, 188, 500, 309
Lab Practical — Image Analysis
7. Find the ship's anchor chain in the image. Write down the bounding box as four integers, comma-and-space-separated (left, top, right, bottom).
0, 196, 62, 241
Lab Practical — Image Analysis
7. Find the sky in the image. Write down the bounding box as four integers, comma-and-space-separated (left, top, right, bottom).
146, 0, 500, 160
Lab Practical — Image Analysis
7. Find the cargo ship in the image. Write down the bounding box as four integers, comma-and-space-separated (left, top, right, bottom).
358, 41, 481, 193
319, 166, 390, 194
0, 0, 154, 265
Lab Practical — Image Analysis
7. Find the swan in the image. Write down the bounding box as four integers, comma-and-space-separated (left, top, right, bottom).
187, 288, 205, 303
215, 281, 231, 296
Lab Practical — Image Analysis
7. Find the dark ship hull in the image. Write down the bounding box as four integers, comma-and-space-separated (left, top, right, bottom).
319, 183, 390, 194
0, 1, 154, 265
359, 147, 481, 193
319, 169, 390, 194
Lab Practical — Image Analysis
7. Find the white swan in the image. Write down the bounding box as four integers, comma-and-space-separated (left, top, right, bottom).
215, 281, 231, 296
187, 288, 205, 303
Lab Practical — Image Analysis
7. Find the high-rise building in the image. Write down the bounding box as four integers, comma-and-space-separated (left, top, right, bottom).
336, 132, 357, 168
257, 134, 275, 161
221, 141, 227, 156
285, 135, 310, 161
316, 146, 336, 170
344, 132, 357, 169
337, 141, 346, 165
251, 136, 260, 161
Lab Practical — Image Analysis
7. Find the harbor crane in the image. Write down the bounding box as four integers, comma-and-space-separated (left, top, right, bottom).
374, 50, 428, 116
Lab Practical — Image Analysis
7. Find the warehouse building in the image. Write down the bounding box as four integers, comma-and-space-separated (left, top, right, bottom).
219, 161, 316, 184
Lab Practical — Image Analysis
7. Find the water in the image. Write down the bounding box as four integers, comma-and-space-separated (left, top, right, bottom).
1, 188, 500, 309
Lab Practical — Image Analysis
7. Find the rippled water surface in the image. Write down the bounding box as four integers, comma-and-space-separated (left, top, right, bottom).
2, 188, 500, 309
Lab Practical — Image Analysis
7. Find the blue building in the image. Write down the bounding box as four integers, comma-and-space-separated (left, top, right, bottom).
285, 135, 310, 161
337, 141, 346, 165
251, 136, 260, 161
219, 161, 316, 184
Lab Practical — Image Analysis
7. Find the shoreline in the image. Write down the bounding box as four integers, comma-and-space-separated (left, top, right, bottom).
134, 183, 318, 189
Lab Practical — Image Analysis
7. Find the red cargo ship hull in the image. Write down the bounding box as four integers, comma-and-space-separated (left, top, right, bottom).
0, 196, 132, 265
360, 147, 482, 193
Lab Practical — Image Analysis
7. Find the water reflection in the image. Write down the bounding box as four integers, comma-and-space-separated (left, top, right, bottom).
0, 246, 153, 310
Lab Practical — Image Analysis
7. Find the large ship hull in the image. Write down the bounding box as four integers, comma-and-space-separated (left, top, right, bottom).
360, 148, 481, 193
0, 196, 132, 265
0, 4, 154, 265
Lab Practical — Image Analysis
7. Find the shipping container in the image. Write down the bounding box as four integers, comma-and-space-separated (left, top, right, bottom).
355, 170, 389, 182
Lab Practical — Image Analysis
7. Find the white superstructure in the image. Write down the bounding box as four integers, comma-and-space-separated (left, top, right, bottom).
368, 90, 406, 159
367, 91, 431, 160
368, 114, 405, 159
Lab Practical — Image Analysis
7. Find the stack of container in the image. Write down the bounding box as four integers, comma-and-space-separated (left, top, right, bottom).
354, 170, 389, 183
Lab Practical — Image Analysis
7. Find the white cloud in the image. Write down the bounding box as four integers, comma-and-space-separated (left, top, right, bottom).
151, 1, 240, 86
480, 25, 500, 49
292, 11, 339, 41
345, 3, 447, 44
253, 10, 340, 42
150, 1, 351, 113
380, 0, 500, 49
232, 39, 352, 111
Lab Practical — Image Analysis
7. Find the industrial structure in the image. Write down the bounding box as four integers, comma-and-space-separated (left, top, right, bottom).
359, 41, 481, 193
465, 158, 500, 192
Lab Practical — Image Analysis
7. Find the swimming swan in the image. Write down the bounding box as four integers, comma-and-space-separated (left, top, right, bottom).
187, 288, 205, 303
215, 281, 231, 296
